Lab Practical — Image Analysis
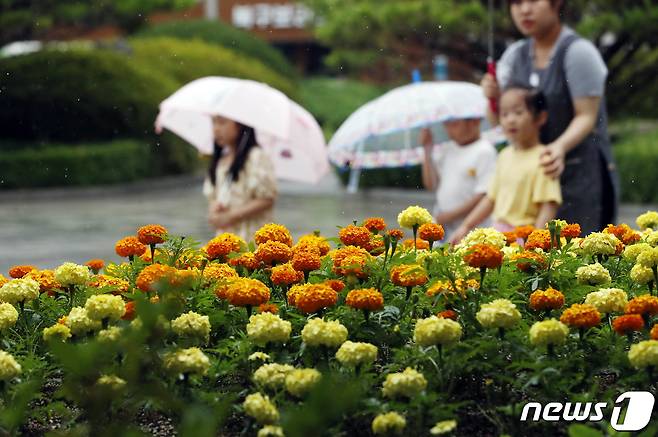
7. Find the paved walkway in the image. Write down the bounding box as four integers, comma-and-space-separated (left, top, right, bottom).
0, 173, 654, 273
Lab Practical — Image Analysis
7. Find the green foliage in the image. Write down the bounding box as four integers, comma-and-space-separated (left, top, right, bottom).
613, 126, 658, 203
135, 19, 298, 79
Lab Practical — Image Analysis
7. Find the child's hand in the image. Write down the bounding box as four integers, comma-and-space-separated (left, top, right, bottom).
419, 128, 434, 149
208, 207, 236, 229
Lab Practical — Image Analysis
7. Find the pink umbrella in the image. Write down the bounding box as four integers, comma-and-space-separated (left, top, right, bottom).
155, 77, 329, 184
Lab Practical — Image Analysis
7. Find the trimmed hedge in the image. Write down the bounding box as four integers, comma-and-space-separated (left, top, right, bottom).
0, 140, 151, 188
613, 127, 658, 204
135, 19, 297, 79
129, 37, 297, 98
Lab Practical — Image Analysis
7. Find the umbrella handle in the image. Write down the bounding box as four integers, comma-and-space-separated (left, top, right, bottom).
487, 58, 498, 114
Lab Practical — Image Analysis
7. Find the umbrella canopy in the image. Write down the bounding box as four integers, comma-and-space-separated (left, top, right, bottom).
328, 81, 504, 170
156, 77, 329, 184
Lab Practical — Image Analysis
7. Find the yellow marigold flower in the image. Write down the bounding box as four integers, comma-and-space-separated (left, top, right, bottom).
645, 231, 658, 247
415, 249, 441, 265
255, 241, 292, 265
529, 288, 565, 311
42, 323, 72, 342
230, 251, 261, 271
525, 229, 552, 251
271, 263, 303, 286
285, 368, 322, 397
628, 340, 658, 369
0, 278, 40, 305
390, 264, 428, 287
171, 311, 211, 340
205, 233, 245, 260
430, 420, 458, 435
87, 275, 129, 294
246, 313, 292, 345
584, 288, 628, 314
55, 262, 92, 287
257, 426, 284, 437
164, 347, 210, 375
580, 232, 620, 256
637, 247, 658, 268
301, 318, 348, 348
426, 279, 479, 298
84, 294, 126, 322
8, 265, 36, 279
637, 211, 658, 230
372, 412, 406, 435
418, 223, 445, 242
253, 363, 295, 390
0, 303, 18, 331
0, 274, 7, 288
382, 367, 427, 398
529, 319, 569, 347
248, 352, 271, 362
510, 251, 547, 272
339, 224, 371, 248
631, 264, 654, 285
363, 217, 387, 233
295, 234, 331, 256
464, 244, 504, 269
625, 295, 658, 316
255, 223, 293, 247
115, 236, 147, 258
65, 307, 101, 335
476, 299, 522, 329
560, 304, 601, 329
575, 263, 611, 286
345, 288, 384, 311
291, 248, 322, 273
624, 243, 652, 262
335, 341, 378, 367
294, 283, 338, 314
96, 374, 126, 392
243, 393, 279, 425
97, 326, 123, 343
413, 316, 462, 347
135, 264, 177, 293
458, 227, 507, 250
226, 278, 270, 307
397, 206, 433, 229
0, 350, 21, 381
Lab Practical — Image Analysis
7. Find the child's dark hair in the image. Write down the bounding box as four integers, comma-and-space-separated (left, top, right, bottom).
208, 123, 258, 185
510, 0, 566, 16
503, 86, 548, 117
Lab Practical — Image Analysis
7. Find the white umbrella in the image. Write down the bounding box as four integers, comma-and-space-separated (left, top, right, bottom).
155, 77, 329, 184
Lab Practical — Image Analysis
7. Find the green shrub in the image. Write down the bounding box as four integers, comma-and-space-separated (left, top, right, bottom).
0, 49, 179, 142
135, 19, 297, 79
613, 127, 658, 203
128, 37, 297, 98
0, 140, 152, 188
334, 165, 422, 189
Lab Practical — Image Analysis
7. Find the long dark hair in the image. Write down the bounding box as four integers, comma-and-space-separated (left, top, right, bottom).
208, 123, 258, 185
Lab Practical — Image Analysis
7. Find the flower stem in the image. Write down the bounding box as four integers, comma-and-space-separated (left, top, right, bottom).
150, 244, 156, 264
406, 286, 413, 300
413, 225, 418, 255
246, 305, 252, 318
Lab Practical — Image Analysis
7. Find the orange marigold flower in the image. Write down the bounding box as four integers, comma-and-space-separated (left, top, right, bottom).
115, 236, 147, 258
503, 231, 518, 245
426, 279, 479, 298
230, 252, 260, 271
510, 251, 547, 272
625, 295, 658, 316
205, 233, 244, 260
525, 230, 552, 251
529, 288, 565, 311
287, 284, 306, 307
332, 246, 371, 277
402, 238, 430, 251
255, 223, 293, 247
171, 269, 200, 290
561, 224, 581, 239
387, 229, 405, 241
612, 314, 644, 335
463, 244, 504, 269
339, 225, 371, 248
0, 274, 8, 288
560, 304, 601, 329
85, 259, 105, 273
294, 283, 338, 314
135, 264, 177, 293
292, 248, 322, 272
390, 264, 428, 287
651, 324, 658, 341
122, 301, 136, 321
255, 241, 292, 265
614, 239, 625, 256
604, 224, 640, 246
258, 303, 279, 314
271, 263, 304, 286
437, 310, 458, 320
24, 270, 61, 293
203, 263, 239, 283
364, 234, 386, 255
418, 223, 445, 242
9, 265, 36, 279
137, 224, 168, 245
363, 217, 387, 233
514, 225, 536, 240
139, 248, 161, 263
345, 288, 384, 311
295, 234, 331, 256
88, 274, 130, 294
225, 278, 270, 307
324, 279, 345, 292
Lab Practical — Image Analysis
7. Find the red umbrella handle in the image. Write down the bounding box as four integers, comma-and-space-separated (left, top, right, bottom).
487, 58, 498, 114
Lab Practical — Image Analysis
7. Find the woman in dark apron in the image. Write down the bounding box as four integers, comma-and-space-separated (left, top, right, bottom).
482, 0, 618, 234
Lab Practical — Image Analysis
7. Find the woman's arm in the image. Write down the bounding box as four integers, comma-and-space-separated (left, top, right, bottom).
540, 96, 602, 178
420, 128, 439, 191
534, 201, 560, 229
449, 196, 495, 245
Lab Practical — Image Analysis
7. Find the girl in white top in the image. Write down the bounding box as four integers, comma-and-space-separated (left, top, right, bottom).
203, 116, 278, 240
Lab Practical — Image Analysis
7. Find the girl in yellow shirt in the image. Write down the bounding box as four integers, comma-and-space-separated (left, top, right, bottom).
451, 87, 562, 244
